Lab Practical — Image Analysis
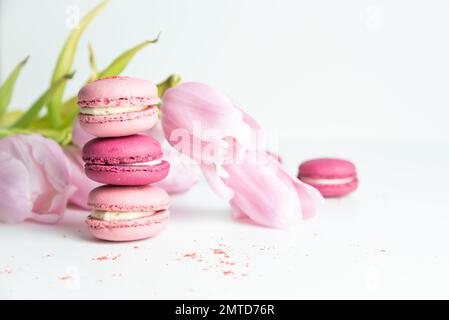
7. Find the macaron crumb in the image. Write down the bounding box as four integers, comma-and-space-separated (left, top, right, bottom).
92, 254, 121, 261
94, 256, 108, 261
176, 245, 250, 279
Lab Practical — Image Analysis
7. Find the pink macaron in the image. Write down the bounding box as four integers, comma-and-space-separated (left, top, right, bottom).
78, 76, 160, 137
86, 185, 170, 241
298, 158, 358, 197
83, 134, 170, 186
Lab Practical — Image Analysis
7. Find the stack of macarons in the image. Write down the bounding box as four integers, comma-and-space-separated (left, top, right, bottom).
78, 76, 170, 241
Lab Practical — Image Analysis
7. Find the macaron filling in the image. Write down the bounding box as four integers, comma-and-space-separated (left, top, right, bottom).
90, 209, 156, 222
79, 105, 151, 116
114, 158, 162, 167
299, 176, 356, 185
89, 206, 169, 222
78, 106, 158, 124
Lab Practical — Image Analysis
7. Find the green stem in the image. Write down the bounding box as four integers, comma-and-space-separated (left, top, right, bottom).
0, 127, 72, 145
0, 127, 30, 138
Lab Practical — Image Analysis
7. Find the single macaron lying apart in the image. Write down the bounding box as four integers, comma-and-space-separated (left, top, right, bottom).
83, 134, 170, 186
86, 185, 170, 241
298, 158, 358, 197
78, 76, 160, 137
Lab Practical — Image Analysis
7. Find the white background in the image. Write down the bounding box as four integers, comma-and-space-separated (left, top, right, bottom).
1, 0, 449, 300
1, 0, 449, 142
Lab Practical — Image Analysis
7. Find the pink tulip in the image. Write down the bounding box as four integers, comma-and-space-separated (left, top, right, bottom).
64, 145, 100, 209
161, 82, 323, 227
0, 134, 76, 223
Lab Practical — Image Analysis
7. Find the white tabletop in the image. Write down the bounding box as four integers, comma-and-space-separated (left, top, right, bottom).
1, 141, 449, 299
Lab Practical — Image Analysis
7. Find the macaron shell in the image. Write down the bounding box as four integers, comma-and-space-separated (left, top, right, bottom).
303, 178, 358, 197
83, 134, 162, 165
78, 76, 160, 107
299, 158, 356, 179
86, 210, 169, 241
79, 108, 158, 137
85, 161, 170, 186
88, 185, 169, 211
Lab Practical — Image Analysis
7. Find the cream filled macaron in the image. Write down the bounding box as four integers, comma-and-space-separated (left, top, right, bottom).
86, 185, 170, 242
82, 134, 170, 186
78, 76, 160, 137
298, 158, 358, 197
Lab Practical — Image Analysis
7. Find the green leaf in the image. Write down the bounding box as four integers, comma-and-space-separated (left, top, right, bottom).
12, 73, 74, 128
96, 34, 160, 79
157, 74, 182, 97
88, 43, 98, 81
47, 0, 109, 127
0, 56, 29, 118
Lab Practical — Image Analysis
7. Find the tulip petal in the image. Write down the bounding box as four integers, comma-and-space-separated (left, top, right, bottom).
147, 123, 198, 194
221, 151, 323, 228
229, 201, 248, 220
0, 152, 33, 223
0, 134, 75, 223
234, 103, 264, 141
293, 180, 324, 219
221, 151, 303, 228
64, 146, 99, 209
28, 136, 75, 221
154, 144, 198, 194
266, 154, 324, 219
154, 161, 198, 194
200, 163, 234, 201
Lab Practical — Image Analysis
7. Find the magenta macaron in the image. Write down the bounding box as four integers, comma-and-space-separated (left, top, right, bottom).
78, 76, 160, 137
83, 134, 170, 186
298, 158, 358, 197
86, 185, 170, 241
